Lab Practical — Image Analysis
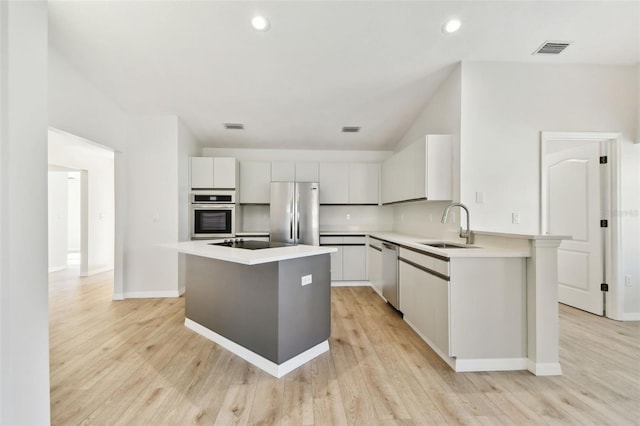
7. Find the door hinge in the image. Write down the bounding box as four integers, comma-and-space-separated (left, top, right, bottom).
600, 219, 608, 228
599, 156, 608, 164
601, 283, 609, 292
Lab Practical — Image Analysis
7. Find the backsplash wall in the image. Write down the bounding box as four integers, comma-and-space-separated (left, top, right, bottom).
392, 201, 461, 241
238, 205, 394, 233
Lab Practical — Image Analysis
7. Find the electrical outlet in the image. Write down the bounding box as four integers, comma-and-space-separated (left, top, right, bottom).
625, 275, 632, 287
346, 214, 351, 220
512, 212, 521, 224
429, 213, 433, 222
475, 192, 484, 204
301, 274, 312, 286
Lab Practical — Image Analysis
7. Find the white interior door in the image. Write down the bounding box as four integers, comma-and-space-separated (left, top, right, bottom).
546, 143, 603, 315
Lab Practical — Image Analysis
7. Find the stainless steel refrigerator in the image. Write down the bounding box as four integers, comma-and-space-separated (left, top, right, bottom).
270, 182, 320, 245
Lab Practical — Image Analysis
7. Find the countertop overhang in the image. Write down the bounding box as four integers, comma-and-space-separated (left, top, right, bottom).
163, 240, 337, 265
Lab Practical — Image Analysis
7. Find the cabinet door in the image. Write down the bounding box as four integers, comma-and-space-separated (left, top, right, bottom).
319, 163, 349, 204
213, 157, 236, 189
367, 245, 383, 294
349, 163, 379, 204
191, 157, 214, 189
239, 161, 271, 204
271, 161, 295, 181
295, 162, 319, 182
329, 246, 343, 281
424, 135, 452, 201
342, 245, 366, 280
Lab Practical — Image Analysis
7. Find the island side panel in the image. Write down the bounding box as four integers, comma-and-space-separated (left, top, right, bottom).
277, 254, 331, 364
185, 254, 280, 362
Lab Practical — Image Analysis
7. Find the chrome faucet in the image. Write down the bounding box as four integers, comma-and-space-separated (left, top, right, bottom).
441, 203, 473, 245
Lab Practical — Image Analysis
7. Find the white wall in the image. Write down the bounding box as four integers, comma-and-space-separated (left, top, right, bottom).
123, 116, 180, 298
68, 171, 81, 251
177, 119, 202, 294
48, 130, 115, 275
48, 171, 69, 272
391, 64, 463, 240
50, 45, 188, 299
460, 62, 640, 318
0, 1, 50, 424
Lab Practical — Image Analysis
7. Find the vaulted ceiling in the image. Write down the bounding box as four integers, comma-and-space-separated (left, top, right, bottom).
48, 1, 639, 151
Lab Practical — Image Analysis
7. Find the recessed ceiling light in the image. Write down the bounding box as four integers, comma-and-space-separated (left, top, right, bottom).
251, 15, 270, 31
442, 18, 461, 34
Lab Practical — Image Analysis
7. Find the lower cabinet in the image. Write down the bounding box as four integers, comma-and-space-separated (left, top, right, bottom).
367, 238, 383, 294
398, 246, 527, 366
321, 235, 367, 281
399, 258, 450, 357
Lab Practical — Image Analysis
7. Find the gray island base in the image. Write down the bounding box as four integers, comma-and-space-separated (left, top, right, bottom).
183, 250, 332, 378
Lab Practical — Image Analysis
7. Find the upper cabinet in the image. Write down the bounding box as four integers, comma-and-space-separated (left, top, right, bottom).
381, 135, 452, 204
191, 157, 236, 190
271, 161, 319, 182
239, 161, 271, 204
319, 162, 380, 205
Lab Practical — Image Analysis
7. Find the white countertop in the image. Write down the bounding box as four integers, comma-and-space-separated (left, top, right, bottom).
163, 240, 337, 265
368, 232, 530, 258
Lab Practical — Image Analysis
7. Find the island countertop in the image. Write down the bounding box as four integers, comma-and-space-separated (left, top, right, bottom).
164, 240, 337, 265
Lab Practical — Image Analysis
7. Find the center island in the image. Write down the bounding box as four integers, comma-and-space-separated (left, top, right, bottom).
165, 240, 337, 378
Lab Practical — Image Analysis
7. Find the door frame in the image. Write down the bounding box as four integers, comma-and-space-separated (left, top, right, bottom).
540, 131, 622, 319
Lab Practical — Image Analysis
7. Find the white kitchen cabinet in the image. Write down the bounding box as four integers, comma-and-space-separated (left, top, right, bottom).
239, 161, 271, 204
330, 246, 344, 281
191, 157, 236, 189
271, 161, 319, 182
343, 245, 366, 280
397, 246, 526, 367
319, 163, 349, 204
295, 162, 319, 182
399, 257, 450, 356
320, 235, 367, 281
318, 162, 379, 205
381, 135, 452, 204
367, 238, 383, 295
349, 163, 379, 204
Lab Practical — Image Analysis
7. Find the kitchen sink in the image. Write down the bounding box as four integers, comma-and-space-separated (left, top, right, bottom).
419, 242, 475, 249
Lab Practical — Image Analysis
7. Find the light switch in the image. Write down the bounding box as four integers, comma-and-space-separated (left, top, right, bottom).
475, 192, 484, 204
512, 212, 521, 224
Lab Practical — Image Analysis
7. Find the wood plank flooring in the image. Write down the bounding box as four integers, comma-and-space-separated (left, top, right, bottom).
49, 268, 640, 425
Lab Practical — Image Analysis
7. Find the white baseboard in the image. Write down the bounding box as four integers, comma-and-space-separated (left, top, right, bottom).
404, 318, 530, 373
527, 360, 563, 376
87, 266, 114, 276
621, 312, 640, 321
456, 357, 529, 372
331, 280, 370, 287
185, 318, 329, 378
112, 292, 124, 301
122, 290, 181, 299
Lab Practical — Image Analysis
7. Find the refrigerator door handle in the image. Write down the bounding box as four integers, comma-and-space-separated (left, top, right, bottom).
289, 197, 294, 239
296, 191, 300, 240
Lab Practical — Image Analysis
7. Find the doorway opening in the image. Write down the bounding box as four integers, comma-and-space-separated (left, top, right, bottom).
541, 131, 621, 319
47, 128, 115, 280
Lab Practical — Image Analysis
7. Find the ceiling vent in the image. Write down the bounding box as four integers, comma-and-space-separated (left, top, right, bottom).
533, 41, 572, 55
223, 123, 244, 130
342, 126, 360, 133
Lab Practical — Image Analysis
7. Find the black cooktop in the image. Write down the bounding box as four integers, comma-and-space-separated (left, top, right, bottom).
209, 240, 293, 250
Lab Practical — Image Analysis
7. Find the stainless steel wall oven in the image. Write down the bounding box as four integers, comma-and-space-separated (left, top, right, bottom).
190, 190, 236, 239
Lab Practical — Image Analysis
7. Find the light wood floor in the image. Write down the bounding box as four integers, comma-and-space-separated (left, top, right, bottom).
49, 268, 640, 425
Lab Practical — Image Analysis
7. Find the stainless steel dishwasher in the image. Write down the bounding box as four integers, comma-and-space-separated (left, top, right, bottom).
382, 242, 400, 310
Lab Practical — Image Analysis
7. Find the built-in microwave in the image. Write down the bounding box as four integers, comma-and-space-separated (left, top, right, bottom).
190, 191, 236, 239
